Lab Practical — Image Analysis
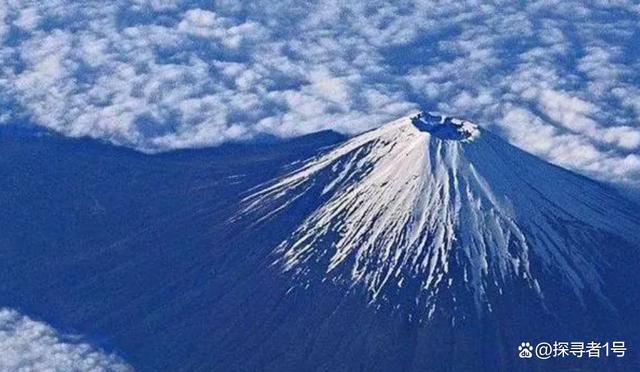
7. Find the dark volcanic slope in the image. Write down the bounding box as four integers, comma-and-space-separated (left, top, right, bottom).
0, 126, 345, 370
1, 118, 639, 372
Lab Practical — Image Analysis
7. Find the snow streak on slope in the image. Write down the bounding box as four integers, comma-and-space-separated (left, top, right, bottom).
240, 112, 640, 319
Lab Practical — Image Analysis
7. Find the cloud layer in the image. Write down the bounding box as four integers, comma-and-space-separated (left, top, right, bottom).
0, 0, 639, 184
0, 308, 131, 371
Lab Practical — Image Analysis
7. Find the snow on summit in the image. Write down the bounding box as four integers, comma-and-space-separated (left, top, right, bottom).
240, 111, 640, 321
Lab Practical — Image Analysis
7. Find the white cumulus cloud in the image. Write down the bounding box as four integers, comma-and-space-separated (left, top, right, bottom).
0, 308, 131, 372
0, 0, 639, 185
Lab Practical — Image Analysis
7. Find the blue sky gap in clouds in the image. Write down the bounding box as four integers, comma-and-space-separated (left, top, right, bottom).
0, 0, 639, 185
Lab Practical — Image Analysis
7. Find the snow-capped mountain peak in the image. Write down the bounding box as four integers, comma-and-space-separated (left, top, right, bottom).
239, 111, 640, 320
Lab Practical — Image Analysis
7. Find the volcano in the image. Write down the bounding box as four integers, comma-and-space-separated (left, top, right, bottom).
239, 112, 640, 319
1, 112, 639, 371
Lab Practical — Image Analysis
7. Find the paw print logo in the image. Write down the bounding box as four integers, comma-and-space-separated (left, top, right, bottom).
518, 342, 533, 358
